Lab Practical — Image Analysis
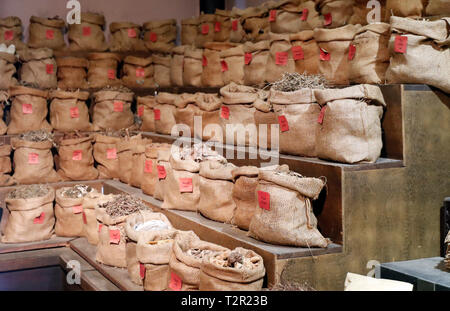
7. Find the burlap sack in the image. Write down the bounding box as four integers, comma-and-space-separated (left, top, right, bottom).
173, 95, 202, 138
241, 7, 270, 42
56, 57, 89, 89
154, 92, 177, 135
82, 192, 115, 245
57, 135, 98, 181
183, 47, 203, 87
195, 92, 222, 142
266, 33, 295, 83
202, 42, 237, 87
270, 0, 322, 33
220, 45, 245, 85
348, 23, 390, 84
214, 9, 232, 42
109, 22, 146, 52
0, 92, 7, 135
1, 186, 55, 243
229, 10, 246, 43
249, 169, 329, 247
314, 84, 386, 163
195, 14, 216, 48
28, 16, 66, 50
231, 166, 259, 231
0, 144, 14, 187
386, 17, 450, 94
318, 0, 354, 29
49, 90, 93, 132
137, 96, 156, 132
153, 146, 172, 201
169, 231, 228, 290
93, 134, 121, 179
153, 53, 172, 87
92, 89, 134, 131
87, 53, 121, 88
314, 24, 360, 85
129, 143, 150, 189
290, 31, 320, 75
18, 47, 57, 89
348, 0, 387, 25
0, 52, 17, 90
243, 41, 269, 87
170, 46, 186, 87
141, 143, 171, 196
181, 17, 199, 46
68, 12, 108, 52
143, 19, 177, 53
0, 16, 26, 51
385, 0, 424, 20
425, 0, 450, 16
7, 86, 51, 134
199, 247, 265, 291
122, 56, 155, 88
117, 134, 148, 185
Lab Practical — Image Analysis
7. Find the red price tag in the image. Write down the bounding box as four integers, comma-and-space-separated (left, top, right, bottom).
394, 35, 408, 54
107, 148, 117, 159
109, 229, 120, 244
221, 60, 228, 72
107, 69, 116, 80
214, 22, 221, 32
320, 48, 330, 61
232, 20, 238, 31
301, 8, 309, 21
34, 212, 45, 224
292, 46, 304, 60
318, 105, 327, 124
72, 150, 83, 161
28, 153, 39, 164
154, 109, 161, 120
157, 165, 166, 179
46, 29, 54, 40
22, 103, 33, 114
82, 26, 91, 36
275, 52, 288, 66
201, 24, 209, 35
113, 101, 124, 112
70, 107, 79, 118
179, 178, 193, 193
149, 32, 157, 42
244, 53, 252, 65
4, 30, 13, 41
202, 55, 208, 67
278, 115, 289, 132
98, 223, 103, 232
140, 263, 146, 279
221, 106, 230, 120
257, 191, 270, 211
82, 211, 87, 224
46, 64, 54, 74
348, 44, 356, 60
144, 160, 153, 173
269, 10, 277, 22
136, 67, 145, 77
324, 13, 332, 26
138, 105, 144, 117
128, 28, 137, 38
72, 205, 83, 214
169, 272, 182, 291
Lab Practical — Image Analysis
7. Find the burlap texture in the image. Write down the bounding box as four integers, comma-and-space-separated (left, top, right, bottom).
0, 93, 6, 135
270, 0, 322, 33
0, 144, 12, 174
0, 16, 26, 50
137, 96, 156, 132
96, 222, 128, 268
231, 166, 259, 231
56, 57, 89, 89
109, 22, 146, 52
183, 47, 203, 87
170, 46, 186, 87
318, 0, 354, 28
425, 0, 450, 16
195, 14, 216, 48
92, 89, 134, 131
82, 192, 115, 245
0, 52, 17, 90
49, 90, 93, 132
242, 7, 270, 42
68, 12, 108, 52
174, 103, 203, 138
202, 42, 237, 88
153, 147, 172, 201
136, 228, 177, 265
154, 93, 177, 135
87, 53, 121, 88
28, 16, 66, 50
143, 19, 176, 53
385, 0, 424, 20
93, 134, 121, 179
290, 30, 320, 75
229, 12, 246, 43
153, 53, 172, 87
266, 33, 295, 83
122, 55, 155, 88
18, 47, 57, 89
129, 143, 149, 188
220, 44, 245, 85
54, 187, 86, 237
141, 143, 171, 196
181, 17, 199, 46
243, 40, 269, 86
117, 134, 148, 185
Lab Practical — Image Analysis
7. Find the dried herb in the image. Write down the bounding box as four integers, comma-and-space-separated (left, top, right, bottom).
61, 184, 93, 198
99, 194, 150, 218
19, 130, 54, 143
269, 72, 327, 92
8, 184, 50, 199
265, 281, 316, 291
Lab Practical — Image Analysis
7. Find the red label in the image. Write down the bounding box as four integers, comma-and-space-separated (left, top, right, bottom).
113, 101, 124, 112
221, 60, 228, 72
28, 153, 39, 164
72, 150, 83, 161
232, 20, 238, 31
214, 22, 221, 33
179, 178, 193, 193
157, 165, 166, 179
394, 35, 408, 54
136, 67, 145, 77
34, 212, 45, 224
46, 64, 54, 74
275, 52, 288, 66
301, 8, 309, 21
140, 263, 146, 279
138, 105, 144, 117
109, 229, 120, 244
318, 105, 327, 124
292, 46, 304, 60
107, 148, 117, 160
348, 44, 356, 60
128, 28, 137, 38
324, 13, 332, 26
107, 69, 116, 80
320, 48, 330, 61
4, 30, 13, 41
45, 29, 54, 40
72, 205, 83, 214
82, 211, 87, 224
278, 115, 289, 132
257, 191, 270, 211
202, 55, 208, 67
22, 103, 33, 114
82, 26, 91, 36
149, 32, 157, 42
98, 223, 103, 232
221, 106, 230, 120
244, 53, 252, 65
169, 272, 182, 291
269, 10, 277, 22
144, 160, 153, 173
201, 24, 209, 35
154, 109, 161, 120
70, 107, 79, 118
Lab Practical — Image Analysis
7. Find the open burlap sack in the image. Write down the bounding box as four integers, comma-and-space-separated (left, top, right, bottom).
57, 134, 98, 181
143, 19, 177, 53
214, 9, 232, 42
170, 46, 186, 87
231, 166, 259, 231
314, 24, 360, 85
68, 12, 107, 52
348, 23, 390, 84
18, 47, 57, 89
229, 9, 246, 43
385, 0, 424, 20
249, 169, 329, 248
270, 0, 322, 33
154, 92, 177, 135
117, 134, 149, 185
49, 90, 93, 132
92, 89, 134, 131
141, 143, 171, 196
220, 44, 245, 85
129, 143, 151, 189
0, 17, 26, 51
314, 84, 386, 163
425, 0, 450, 16
241, 7, 270, 42
56, 57, 88, 89
87, 53, 121, 88
386, 17, 450, 94
318, 0, 354, 29
169, 231, 229, 291
153, 145, 172, 201
0, 52, 17, 90
122, 56, 154, 89
195, 14, 216, 48
243, 40, 269, 87
181, 17, 199, 46
82, 192, 115, 245
266, 33, 295, 83
93, 134, 120, 179
1, 186, 55, 243
290, 31, 320, 75
199, 247, 265, 291
183, 47, 203, 87
153, 53, 172, 88
202, 42, 237, 88
0, 144, 14, 186
28, 16, 66, 50
173, 94, 202, 138
109, 22, 146, 52
137, 96, 156, 132
7, 86, 51, 134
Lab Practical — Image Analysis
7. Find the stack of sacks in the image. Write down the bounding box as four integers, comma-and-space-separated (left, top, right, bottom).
122, 56, 154, 88
173, 93, 202, 138
181, 17, 199, 46
266, 33, 295, 83
269, 0, 322, 33
241, 6, 271, 42
425, 0, 450, 16
28, 16, 66, 50
49, 90, 93, 132
137, 96, 157, 132
56, 57, 89, 89
195, 14, 216, 48
141, 143, 172, 197
0, 47, 17, 89
93, 132, 121, 179
87, 53, 121, 88
116, 134, 150, 185
317, 0, 355, 29
243, 40, 270, 87
290, 31, 320, 75
153, 92, 178, 135
0, 17, 26, 51
214, 9, 233, 42
183, 46, 204, 87
18, 47, 57, 89
0, 143, 14, 186
143, 19, 177, 53
385, 0, 425, 20
109, 22, 146, 52
82, 191, 115, 245
170, 46, 187, 87
202, 42, 238, 87
153, 53, 172, 88
196, 92, 223, 142
68, 12, 108, 51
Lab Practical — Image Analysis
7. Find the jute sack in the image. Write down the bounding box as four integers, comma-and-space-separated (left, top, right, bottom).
169, 231, 229, 291
137, 96, 156, 132
170, 46, 186, 87
425, 0, 450, 16
93, 134, 121, 179
1, 186, 55, 243
270, 87, 320, 157
386, 17, 450, 94
92, 89, 134, 131
198, 160, 237, 224
231, 166, 259, 231
385, 0, 424, 20
348, 23, 390, 84
318, 0, 354, 29
68, 12, 108, 52
0, 17, 26, 50
269, 0, 322, 33
7, 86, 51, 134
314, 24, 360, 85
183, 47, 203, 87
87, 53, 121, 88
181, 17, 199, 46
243, 41, 269, 87
154, 92, 177, 135
129, 143, 150, 189
153, 53, 172, 88
202, 42, 237, 88
173, 94, 202, 138
117, 134, 148, 185
0, 52, 17, 89
266, 33, 295, 83
199, 247, 265, 291
249, 169, 330, 248
153, 146, 172, 201
56, 57, 89, 89
229, 10, 246, 43
220, 44, 245, 85
141, 143, 172, 197
49, 90, 93, 132
18, 47, 57, 89
0, 144, 14, 186
314, 84, 386, 163
82, 192, 115, 245
195, 14, 216, 48
0, 92, 7, 135
241, 7, 270, 42
290, 31, 320, 75
109, 22, 146, 52
122, 56, 154, 88
196, 93, 222, 142
143, 20, 177, 53
11, 137, 61, 184
214, 9, 232, 42
348, 0, 387, 25
28, 16, 66, 50
57, 134, 98, 181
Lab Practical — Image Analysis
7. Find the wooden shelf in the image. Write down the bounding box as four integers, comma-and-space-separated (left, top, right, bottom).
0, 236, 74, 255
